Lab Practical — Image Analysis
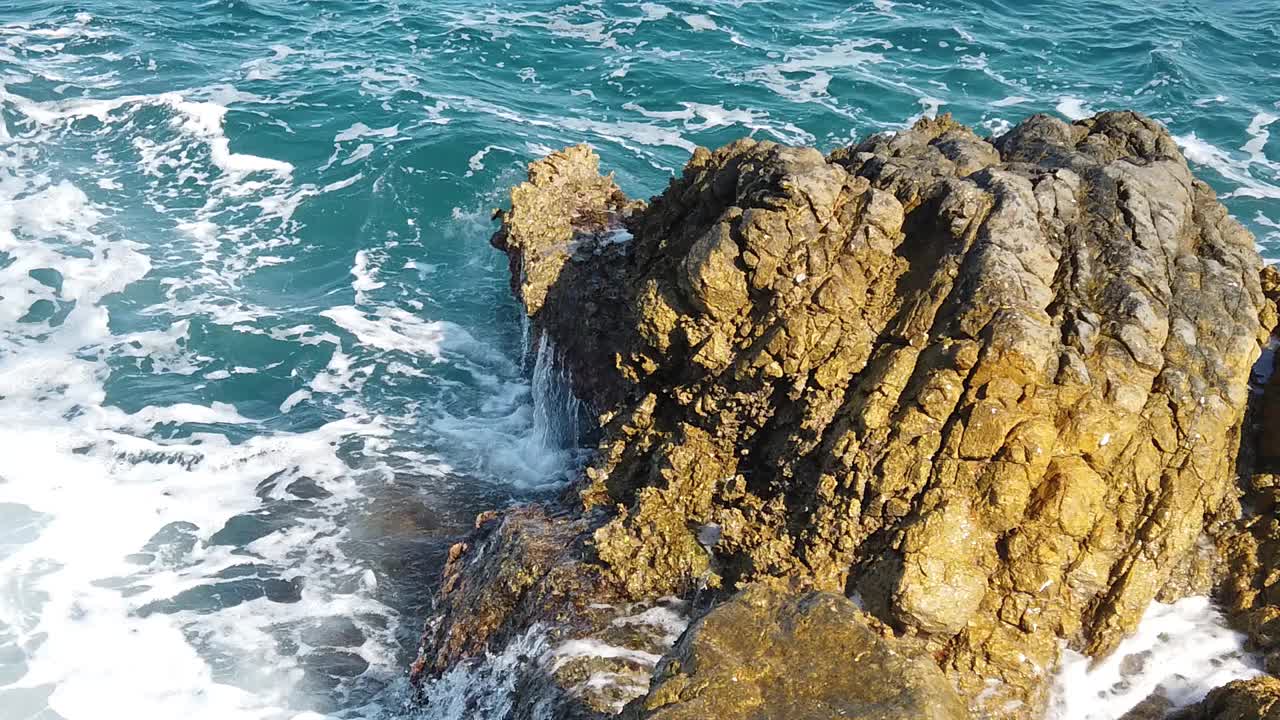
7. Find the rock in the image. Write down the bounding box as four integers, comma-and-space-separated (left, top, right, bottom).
411, 505, 599, 679
418, 111, 1276, 718
301, 617, 365, 648
490, 143, 646, 409
303, 649, 369, 678
411, 506, 686, 718
1171, 676, 1280, 719
1217, 472, 1280, 675
1122, 690, 1176, 720
1207, 265, 1280, 698
1169, 270, 1280, 716
621, 583, 968, 720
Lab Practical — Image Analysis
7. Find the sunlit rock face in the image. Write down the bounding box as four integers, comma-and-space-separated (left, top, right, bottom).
619, 583, 968, 720
418, 111, 1276, 719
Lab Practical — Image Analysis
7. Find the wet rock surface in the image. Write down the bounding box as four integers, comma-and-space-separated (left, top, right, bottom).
415, 111, 1278, 718
620, 583, 967, 720
410, 505, 688, 718
411, 505, 600, 678
1172, 676, 1280, 720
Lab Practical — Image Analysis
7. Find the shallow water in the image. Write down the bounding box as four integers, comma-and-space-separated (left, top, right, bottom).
0, 1, 1277, 719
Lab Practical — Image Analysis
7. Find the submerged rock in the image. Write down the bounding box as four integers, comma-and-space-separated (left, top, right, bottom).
620, 583, 967, 720
415, 111, 1278, 718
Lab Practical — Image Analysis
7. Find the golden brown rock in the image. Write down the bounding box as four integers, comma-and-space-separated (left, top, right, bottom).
1171, 676, 1280, 720
1203, 265, 1280, 702
418, 111, 1276, 719
1218, 473, 1280, 676
621, 583, 968, 720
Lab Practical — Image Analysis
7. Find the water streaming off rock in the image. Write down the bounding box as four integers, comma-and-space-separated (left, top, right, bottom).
0, 1, 1277, 718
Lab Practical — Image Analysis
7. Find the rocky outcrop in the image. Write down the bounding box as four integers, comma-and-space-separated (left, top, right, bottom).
414, 111, 1277, 719
1172, 677, 1280, 719
620, 583, 967, 720
490, 144, 645, 411
410, 506, 696, 718
410, 506, 597, 679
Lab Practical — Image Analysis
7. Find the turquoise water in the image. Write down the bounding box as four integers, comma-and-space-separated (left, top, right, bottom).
0, 2, 1277, 719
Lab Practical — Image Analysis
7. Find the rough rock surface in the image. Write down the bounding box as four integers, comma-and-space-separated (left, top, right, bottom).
411, 505, 596, 679
415, 111, 1276, 719
620, 583, 967, 720
1171, 676, 1280, 720
1184, 266, 1280, 720
1218, 469, 1280, 676
410, 505, 692, 718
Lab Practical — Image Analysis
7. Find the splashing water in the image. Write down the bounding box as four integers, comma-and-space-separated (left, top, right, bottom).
529, 333, 585, 458
1, 1, 1277, 719
1048, 598, 1263, 719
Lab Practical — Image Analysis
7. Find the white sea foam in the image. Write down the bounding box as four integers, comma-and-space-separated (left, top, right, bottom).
465, 144, 512, 177
610, 602, 690, 646
242, 45, 297, 82
742, 38, 896, 109
441, 6, 631, 49
1048, 597, 1261, 719
350, 250, 387, 305
682, 14, 718, 31
1243, 112, 1279, 166
1193, 95, 1230, 107
623, 100, 814, 144
1055, 96, 1091, 121
1175, 131, 1280, 200
320, 306, 469, 363
416, 627, 551, 720
0, 155, 395, 715
906, 96, 946, 125
438, 92, 696, 166
4, 90, 293, 176
0, 40, 495, 719
637, 3, 673, 22
418, 597, 688, 719
334, 122, 400, 143
342, 142, 375, 166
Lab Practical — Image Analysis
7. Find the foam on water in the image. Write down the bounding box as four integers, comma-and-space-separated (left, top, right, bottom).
1175, 130, 1280, 201
0, 11, 584, 719
2, 2, 1279, 719
0, 115, 356, 719
1047, 598, 1262, 719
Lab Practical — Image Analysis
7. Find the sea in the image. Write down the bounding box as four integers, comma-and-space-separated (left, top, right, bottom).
1, 1, 1277, 719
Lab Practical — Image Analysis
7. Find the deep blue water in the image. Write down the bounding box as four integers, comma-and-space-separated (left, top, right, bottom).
0, 2, 1277, 719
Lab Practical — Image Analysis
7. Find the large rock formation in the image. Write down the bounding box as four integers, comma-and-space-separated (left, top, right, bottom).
415, 111, 1276, 719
